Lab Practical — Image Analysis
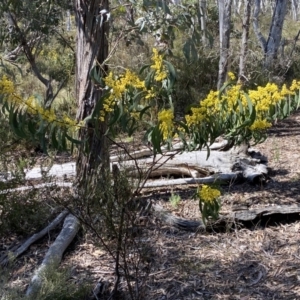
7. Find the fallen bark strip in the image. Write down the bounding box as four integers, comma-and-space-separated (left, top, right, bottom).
229, 204, 300, 221
152, 204, 300, 232
152, 204, 205, 231
0, 209, 69, 266
26, 213, 80, 297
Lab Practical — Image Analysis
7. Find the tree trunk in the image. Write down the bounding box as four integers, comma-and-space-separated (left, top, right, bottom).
238, 0, 252, 84
217, 0, 232, 90
264, 0, 287, 69
253, 0, 267, 52
74, 0, 110, 188
291, 0, 298, 21
199, 0, 207, 46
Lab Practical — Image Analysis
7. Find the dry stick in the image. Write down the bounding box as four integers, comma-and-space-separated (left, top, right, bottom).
0, 209, 69, 266
26, 213, 80, 297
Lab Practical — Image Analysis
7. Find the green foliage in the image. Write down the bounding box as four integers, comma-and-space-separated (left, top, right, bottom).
197, 184, 221, 225
169, 193, 181, 208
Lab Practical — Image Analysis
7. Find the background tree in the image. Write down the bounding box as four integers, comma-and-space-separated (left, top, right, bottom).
217, 0, 232, 89
238, 0, 252, 84
253, 0, 287, 75
0, 0, 72, 108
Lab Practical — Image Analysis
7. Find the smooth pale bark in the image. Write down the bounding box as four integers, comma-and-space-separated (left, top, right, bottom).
291, 0, 298, 21
253, 0, 287, 71
26, 214, 80, 297
264, 0, 287, 69
217, 0, 232, 89
253, 0, 267, 51
238, 0, 252, 84
0, 210, 69, 266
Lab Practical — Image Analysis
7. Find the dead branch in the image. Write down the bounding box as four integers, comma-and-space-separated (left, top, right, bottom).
26, 213, 80, 297
0, 209, 69, 266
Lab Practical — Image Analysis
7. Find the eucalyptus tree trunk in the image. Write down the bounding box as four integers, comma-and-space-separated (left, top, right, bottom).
199, 0, 207, 46
291, 0, 298, 21
238, 0, 252, 83
253, 0, 287, 71
264, 0, 287, 69
75, 0, 110, 187
217, 0, 232, 89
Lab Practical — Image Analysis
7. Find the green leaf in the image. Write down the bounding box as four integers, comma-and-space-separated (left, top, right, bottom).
283, 99, 288, 117
243, 92, 253, 115
50, 124, 59, 149
90, 66, 104, 85
139, 64, 151, 74
164, 60, 177, 88
182, 38, 198, 63
65, 132, 82, 145
139, 105, 152, 119
92, 92, 108, 119
149, 126, 162, 155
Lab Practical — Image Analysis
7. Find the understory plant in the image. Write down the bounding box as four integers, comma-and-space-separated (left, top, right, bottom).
1, 49, 300, 220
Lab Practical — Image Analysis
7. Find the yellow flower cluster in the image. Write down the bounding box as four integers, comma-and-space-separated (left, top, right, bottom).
186, 79, 300, 131
158, 109, 174, 140
150, 48, 167, 82
290, 79, 300, 92
0, 76, 78, 129
0, 75, 22, 105
249, 119, 272, 131
199, 185, 221, 203
247, 83, 282, 112
103, 70, 145, 117
227, 72, 236, 81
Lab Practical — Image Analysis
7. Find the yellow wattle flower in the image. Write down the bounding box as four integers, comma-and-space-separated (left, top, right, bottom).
199, 185, 221, 203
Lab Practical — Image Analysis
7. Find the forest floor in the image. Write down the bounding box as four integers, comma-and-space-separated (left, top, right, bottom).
1, 110, 300, 299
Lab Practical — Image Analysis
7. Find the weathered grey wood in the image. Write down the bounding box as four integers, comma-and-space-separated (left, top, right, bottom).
26, 213, 80, 297
142, 173, 240, 188
230, 205, 300, 221
1, 144, 267, 190
152, 204, 205, 231
25, 162, 76, 180
0, 210, 69, 266
120, 144, 268, 183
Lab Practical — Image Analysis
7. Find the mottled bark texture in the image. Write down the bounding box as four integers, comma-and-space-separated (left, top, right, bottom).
75, 0, 110, 188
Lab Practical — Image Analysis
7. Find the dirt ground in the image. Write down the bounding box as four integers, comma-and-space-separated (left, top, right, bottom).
2, 110, 300, 299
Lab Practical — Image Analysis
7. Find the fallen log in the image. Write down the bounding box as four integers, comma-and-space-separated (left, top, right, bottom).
119, 144, 268, 183
26, 213, 80, 297
0, 209, 69, 266
141, 173, 240, 188
1, 143, 267, 188
229, 204, 300, 221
